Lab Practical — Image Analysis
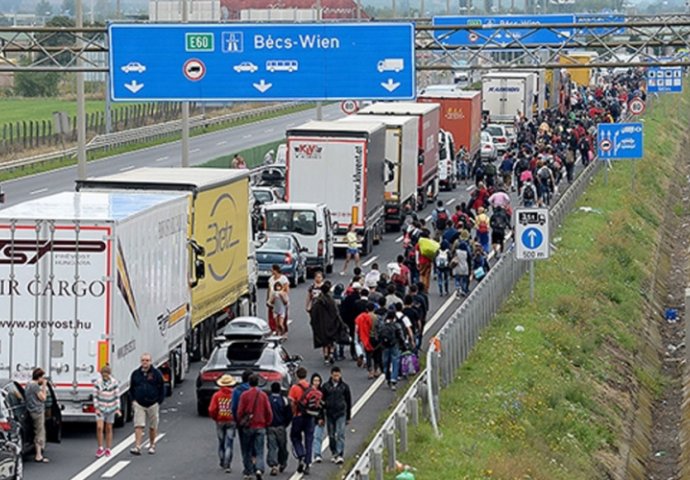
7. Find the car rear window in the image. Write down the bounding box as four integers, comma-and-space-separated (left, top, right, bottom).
253, 190, 273, 204
265, 210, 317, 236
209, 342, 276, 366
486, 126, 502, 136
261, 236, 292, 251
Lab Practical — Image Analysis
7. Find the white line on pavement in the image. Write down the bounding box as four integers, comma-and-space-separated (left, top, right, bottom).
190, 148, 201, 153
119, 166, 135, 172
445, 198, 455, 205
243, 134, 252, 139
101, 461, 130, 478
266, 128, 274, 133
395, 235, 404, 243
466, 185, 475, 192
155, 156, 168, 162
362, 255, 378, 267
425, 215, 432, 222
216, 141, 227, 146
70, 433, 166, 480
29, 188, 48, 195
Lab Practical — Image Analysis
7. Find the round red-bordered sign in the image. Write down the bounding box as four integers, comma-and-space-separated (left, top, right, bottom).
628, 97, 646, 115
183, 58, 206, 82
340, 100, 360, 115
599, 139, 612, 152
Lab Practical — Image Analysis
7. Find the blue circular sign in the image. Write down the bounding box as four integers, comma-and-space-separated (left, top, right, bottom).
521, 227, 543, 250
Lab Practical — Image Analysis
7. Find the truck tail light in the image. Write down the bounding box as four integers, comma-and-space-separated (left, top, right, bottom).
317, 240, 324, 257
200, 371, 223, 383
0, 421, 11, 432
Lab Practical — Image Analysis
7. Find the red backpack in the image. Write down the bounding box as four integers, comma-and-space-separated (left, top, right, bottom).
298, 385, 323, 417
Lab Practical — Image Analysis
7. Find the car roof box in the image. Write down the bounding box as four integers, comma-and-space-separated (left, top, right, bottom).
222, 317, 271, 339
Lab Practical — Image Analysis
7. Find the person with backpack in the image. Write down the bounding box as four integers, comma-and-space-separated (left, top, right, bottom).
208, 374, 237, 474
435, 240, 451, 296
474, 207, 491, 253
536, 161, 555, 206
355, 303, 380, 379
490, 206, 511, 255
321, 367, 352, 465
520, 180, 538, 207
472, 244, 490, 284
380, 310, 405, 390
266, 382, 292, 476
431, 200, 450, 238
402, 295, 422, 351
237, 374, 273, 480
309, 374, 327, 465
288, 367, 320, 475
484, 160, 497, 188
451, 231, 472, 297
232, 369, 252, 474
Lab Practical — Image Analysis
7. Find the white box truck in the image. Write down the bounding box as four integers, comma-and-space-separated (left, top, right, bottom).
285, 121, 386, 255
0, 191, 191, 424
339, 114, 418, 232
482, 72, 536, 123
358, 102, 441, 209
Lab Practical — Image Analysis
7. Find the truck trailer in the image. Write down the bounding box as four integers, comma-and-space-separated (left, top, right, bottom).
77, 168, 256, 362
358, 102, 441, 209
339, 114, 418, 231
285, 120, 386, 255
482, 72, 536, 124
0, 191, 191, 424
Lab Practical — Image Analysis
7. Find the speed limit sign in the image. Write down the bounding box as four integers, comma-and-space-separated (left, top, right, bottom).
628, 97, 646, 115
340, 100, 360, 115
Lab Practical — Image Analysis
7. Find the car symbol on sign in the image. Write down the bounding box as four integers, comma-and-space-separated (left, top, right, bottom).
121, 62, 146, 74
233, 62, 258, 73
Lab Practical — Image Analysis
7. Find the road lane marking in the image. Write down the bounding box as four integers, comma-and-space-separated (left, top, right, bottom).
446, 198, 455, 205
266, 128, 274, 133
119, 165, 135, 172
395, 235, 404, 243
425, 215, 432, 222
155, 156, 168, 162
70, 433, 166, 480
466, 185, 476, 192
216, 141, 227, 146
243, 134, 252, 139
190, 148, 201, 153
101, 461, 130, 478
362, 255, 378, 267
29, 188, 48, 195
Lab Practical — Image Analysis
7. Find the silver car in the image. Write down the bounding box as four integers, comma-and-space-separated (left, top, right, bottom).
481, 131, 498, 161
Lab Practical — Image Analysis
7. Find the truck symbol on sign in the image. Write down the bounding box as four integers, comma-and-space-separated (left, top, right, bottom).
377, 58, 404, 73
518, 211, 546, 226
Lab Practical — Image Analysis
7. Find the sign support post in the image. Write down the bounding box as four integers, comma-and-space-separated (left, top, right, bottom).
181, 0, 190, 168
529, 260, 535, 302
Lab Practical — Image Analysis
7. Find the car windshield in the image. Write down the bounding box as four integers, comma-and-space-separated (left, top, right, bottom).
209, 342, 276, 366
486, 126, 503, 136
260, 236, 292, 251
253, 190, 273, 204
265, 209, 317, 236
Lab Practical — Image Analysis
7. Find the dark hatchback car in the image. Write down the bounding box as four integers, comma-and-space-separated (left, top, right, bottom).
195, 318, 302, 416
256, 233, 307, 287
0, 379, 62, 479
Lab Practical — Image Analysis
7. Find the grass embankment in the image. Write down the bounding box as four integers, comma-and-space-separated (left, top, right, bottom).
394, 92, 690, 479
1, 98, 133, 124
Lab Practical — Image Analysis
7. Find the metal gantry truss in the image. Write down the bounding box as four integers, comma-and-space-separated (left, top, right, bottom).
3, 15, 690, 72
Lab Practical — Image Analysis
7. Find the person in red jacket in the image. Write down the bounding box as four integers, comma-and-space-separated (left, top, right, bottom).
355, 303, 382, 379
208, 375, 237, 473
237, 374, 273, 479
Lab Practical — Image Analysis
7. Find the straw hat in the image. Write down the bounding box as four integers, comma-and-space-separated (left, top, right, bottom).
216, 374, 237, 387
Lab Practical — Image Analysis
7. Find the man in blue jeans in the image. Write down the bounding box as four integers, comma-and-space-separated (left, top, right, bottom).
237, 374, 273, 480
288, 367, 315, 475
380, 311, 403, 390
321, 366, 352, 464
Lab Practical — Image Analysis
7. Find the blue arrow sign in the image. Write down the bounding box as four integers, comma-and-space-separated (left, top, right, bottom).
597, 123, 644, 160
108, 23, 415, 101
432, 14, 575, 47
647, 66, 683, 93
521, 227, 543, 250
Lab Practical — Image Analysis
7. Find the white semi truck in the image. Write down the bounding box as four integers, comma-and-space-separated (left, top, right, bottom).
482, 72, 537, 123
0, 191, 192, 424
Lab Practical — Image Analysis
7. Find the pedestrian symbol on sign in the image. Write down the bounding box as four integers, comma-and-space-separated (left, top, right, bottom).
222, 32, 244, 53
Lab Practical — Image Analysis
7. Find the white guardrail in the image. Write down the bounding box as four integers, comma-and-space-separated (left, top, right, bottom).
0, 102, 300, 174
345, 137, 613, 480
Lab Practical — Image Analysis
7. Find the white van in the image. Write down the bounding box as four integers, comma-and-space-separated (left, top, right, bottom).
262, 202, 335, 275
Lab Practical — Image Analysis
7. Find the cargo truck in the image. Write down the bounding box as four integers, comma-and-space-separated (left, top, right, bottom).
77, 168, 256, 362
0, 191, 192, 424
285, 121, 386, 255
358, 102, 441, 209
339, 114, 418, 231
559, 51, 598, 87
418, 86, 482, 185
482, 72, 536, 124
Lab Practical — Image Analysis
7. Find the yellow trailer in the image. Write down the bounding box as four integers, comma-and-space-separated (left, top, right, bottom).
559, 51, 599, 87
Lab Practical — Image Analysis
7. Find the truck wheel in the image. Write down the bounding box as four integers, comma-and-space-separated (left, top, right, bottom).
417, 192, 426, 211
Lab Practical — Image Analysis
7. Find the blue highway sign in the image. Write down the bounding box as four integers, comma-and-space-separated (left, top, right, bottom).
597, 123, 644, 160
108, 23, 415, 101
432, 14, 575, 46
647, 66, 683, 93
574, 13, 626, 36
515, 208, 550, 260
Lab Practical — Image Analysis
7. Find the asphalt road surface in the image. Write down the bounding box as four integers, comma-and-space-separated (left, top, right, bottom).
17, 105, 587, 480
2, 104, 342, 208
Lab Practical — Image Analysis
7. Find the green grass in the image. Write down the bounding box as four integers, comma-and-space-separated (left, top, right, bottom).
390, 91, 690, 479
0, 103, 315, 182
0, 98, 134, 125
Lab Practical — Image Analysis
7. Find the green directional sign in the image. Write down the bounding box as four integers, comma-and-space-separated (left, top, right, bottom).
185, 33, 214, 52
